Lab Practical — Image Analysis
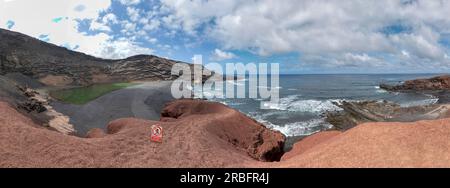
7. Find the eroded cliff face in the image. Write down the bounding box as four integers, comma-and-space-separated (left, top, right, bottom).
0, 29, 188, 86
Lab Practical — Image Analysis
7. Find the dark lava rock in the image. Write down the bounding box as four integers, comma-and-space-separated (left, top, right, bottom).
380, 75, 450, 92
326, 100, 438, 131
0, 28, 211, 86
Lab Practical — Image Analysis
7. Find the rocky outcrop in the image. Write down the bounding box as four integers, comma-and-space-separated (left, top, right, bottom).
16, 85, 75, 134
274, 118, 450, 167
0, 99, 284, 167
4, 98, 450, 167
281, 131, 341, 161
0, 28, 211, 86
85, 128, 107, 138
380, 75, 450, 91
16, 85, 47, 113
161, 99, 285, 161
0, 75, 74, 134
326, 100, 447, 130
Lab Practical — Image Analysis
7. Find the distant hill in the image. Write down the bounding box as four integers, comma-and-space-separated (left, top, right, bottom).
0, 28, 190, 86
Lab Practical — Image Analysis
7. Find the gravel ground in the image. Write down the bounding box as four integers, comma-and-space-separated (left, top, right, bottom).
51, 81, 174, 136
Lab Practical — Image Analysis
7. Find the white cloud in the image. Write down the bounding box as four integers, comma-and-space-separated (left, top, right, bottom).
0, 0, 154, 59
344, 53, 377, 63
145, 36, 158, 44
3, 0, 450, 70
89, 21, 111, 32
210, 49, 237, 61
127, 7, 140, 22
99, 37, 154, 59
119, 0, 141, 6
102, 13, 118, 24
159, 0, 450, 69
143, 19, 160, 31
122, 21, 136, 31
402, 50, 411, 58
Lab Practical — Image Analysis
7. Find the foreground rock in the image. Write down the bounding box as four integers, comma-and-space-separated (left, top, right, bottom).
326, 100, 448, 130
273, 118, 450, 167
0, 99, 284, 167
161, 99, 286, 161
4, 98, 450, 167
380, 75, 450, 91
281, 131, 341, 161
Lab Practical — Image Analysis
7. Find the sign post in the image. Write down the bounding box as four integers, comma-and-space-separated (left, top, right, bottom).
151, 124, 163, 143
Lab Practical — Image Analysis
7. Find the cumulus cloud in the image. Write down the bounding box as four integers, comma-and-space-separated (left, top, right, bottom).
210, 49, 237, 61
102, 13, 118, 24
3, 0, 450, 71
158, 0, 450, 70
127, 7, 141, 22
99, 37, 154, 59
89, 20, 111, 32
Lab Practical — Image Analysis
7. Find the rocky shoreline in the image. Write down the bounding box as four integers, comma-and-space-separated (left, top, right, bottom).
3, 97, 450, 167
3, 70, 450, 167
325, 100, 449, 131
323, 75, 450, 131
380, 75, 450, 92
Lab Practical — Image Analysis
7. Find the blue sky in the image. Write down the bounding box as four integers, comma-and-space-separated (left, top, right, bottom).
1, 0, 450, 74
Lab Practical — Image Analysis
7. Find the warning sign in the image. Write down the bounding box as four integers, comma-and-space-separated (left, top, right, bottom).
151, 124, 163, 143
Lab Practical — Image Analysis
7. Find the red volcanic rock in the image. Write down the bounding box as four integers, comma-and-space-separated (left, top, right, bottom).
106, 119, 141, 134
380, 75, 450, 91
0, 100, 283, 167
85, 128, 106, 138
281, 131, 341, 161
6, 98, 450, 168
161, 99, 286, 161
275, 119, 450, 167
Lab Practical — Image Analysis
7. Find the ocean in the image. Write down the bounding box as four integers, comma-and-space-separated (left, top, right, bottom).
205, 74, 441, 137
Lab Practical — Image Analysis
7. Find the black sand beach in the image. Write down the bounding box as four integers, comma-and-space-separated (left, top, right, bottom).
52, 81, 174, 136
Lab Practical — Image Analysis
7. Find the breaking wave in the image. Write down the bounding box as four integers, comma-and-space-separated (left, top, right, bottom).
249, 95, 342, 136
262, 95, 342, 113
400, 95, 439, 107
251, 113, 333, 136
374, 86, 388, 93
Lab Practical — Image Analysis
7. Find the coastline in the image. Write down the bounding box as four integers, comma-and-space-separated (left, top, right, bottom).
3, 98, 450, 167
21, 75, 450, 147
2, 73, 450, 167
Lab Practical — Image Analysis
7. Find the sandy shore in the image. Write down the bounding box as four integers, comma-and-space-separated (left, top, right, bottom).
51, 81, 174, 136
